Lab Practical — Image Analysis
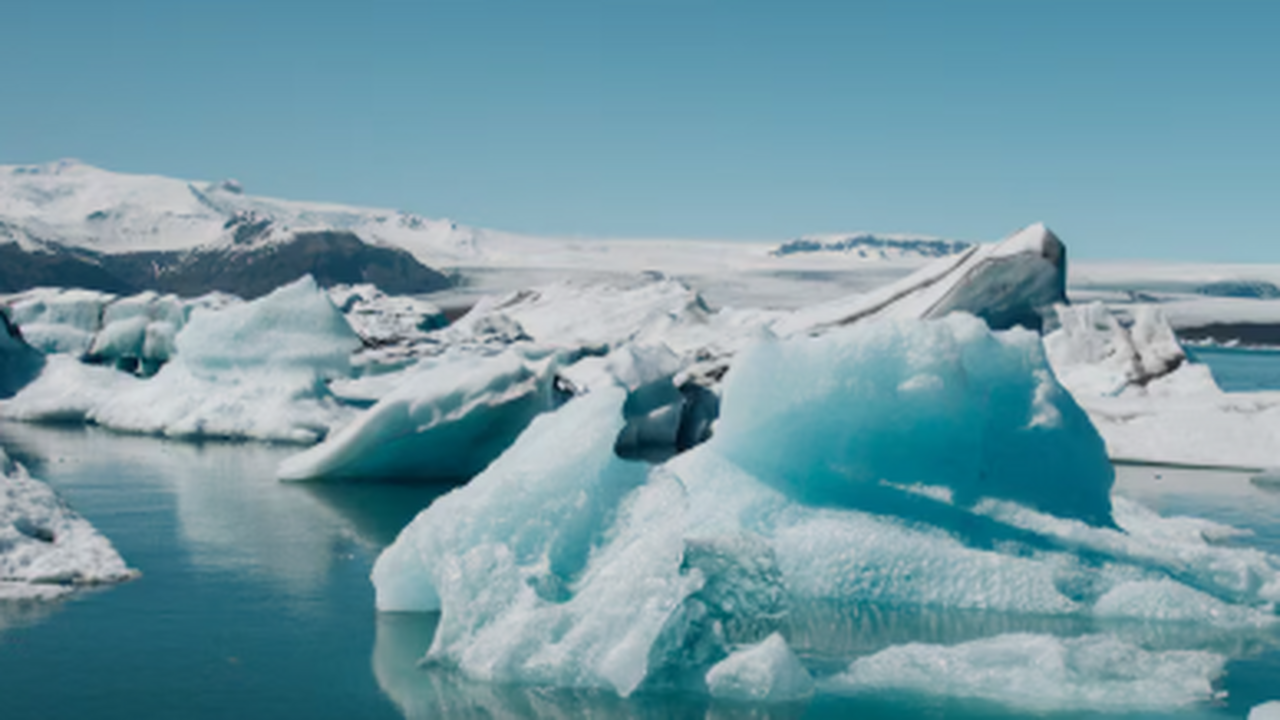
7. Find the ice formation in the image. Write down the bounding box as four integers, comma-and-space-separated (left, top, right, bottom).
279, 348, 562, 482
824, 633, 1226, 712
1, 448, 135, 598
1, 308, 43, 399
372, 314, 1280, 703
3, 276, 361, 443
704, 633, 814, 702
1045, 301, 1280, 468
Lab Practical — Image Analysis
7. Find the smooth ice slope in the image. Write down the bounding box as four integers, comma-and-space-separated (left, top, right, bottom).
777, 223, 1067, 336
1, 449, 135, 598
3, 276, 361, 443
279, 349, 560, 482
714, 313, 1115, 526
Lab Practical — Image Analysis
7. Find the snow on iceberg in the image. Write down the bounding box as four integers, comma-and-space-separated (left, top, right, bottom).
1, 448, 135, 599
823, 633, 1226, 712
373, 314, 1279, 701
1046, 301, 1280, 468
776, 222, 1067, 337
3, 276, 362, 443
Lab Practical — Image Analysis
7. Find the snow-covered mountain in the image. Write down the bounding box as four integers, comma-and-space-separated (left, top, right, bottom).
0, 161, 971, 301
770, 232, 971, 260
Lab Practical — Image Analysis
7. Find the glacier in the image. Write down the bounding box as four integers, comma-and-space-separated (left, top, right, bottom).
371, 313, 1280, 704
1, 448, 135, 599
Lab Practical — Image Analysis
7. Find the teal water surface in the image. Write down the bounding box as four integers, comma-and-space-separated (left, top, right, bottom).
1, 420, 1279, 719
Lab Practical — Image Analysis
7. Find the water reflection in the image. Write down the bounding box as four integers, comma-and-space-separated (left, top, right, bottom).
0, 421, 447, 599
372, 612, 810, 720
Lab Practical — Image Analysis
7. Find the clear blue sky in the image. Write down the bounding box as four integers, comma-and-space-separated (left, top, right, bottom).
3, 1, 1277, 261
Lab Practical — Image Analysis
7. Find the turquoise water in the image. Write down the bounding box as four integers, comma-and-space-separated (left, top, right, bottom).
1185, 345, 1280, 392
2, 415, 1280, 717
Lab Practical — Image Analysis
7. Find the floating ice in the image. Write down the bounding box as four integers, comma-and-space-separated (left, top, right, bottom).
0, 448, 135, 599
374, 315, 1280, 702
704, 633, 813, 702
824, 633, 1226, 712
3, 276, 361, 443
1046, 301, 1280, 468
279, 348, 561, 482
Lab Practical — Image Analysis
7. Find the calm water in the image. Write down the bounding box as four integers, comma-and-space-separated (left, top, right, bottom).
4, 350, 1280, 719
1185, 345, 1280, 392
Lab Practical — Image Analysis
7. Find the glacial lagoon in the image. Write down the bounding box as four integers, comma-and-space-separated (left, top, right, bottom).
1, 348, 1279, 719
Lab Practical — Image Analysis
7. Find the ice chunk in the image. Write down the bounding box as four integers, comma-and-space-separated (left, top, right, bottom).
1, 448, 135, 598
704, 633, 813, 702
712, 313, 1115, 526
278, 348, 560, 482
824, 633, 1225, 712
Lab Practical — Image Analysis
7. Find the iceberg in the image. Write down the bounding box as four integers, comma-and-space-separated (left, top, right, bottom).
373, 314, 1278, 702
3, 276, 362, 443
1, 448, 135, 598
279, 348, 562, 482
1045, 301, 1280, 468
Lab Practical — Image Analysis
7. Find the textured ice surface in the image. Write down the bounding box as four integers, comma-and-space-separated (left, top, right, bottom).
704, 633, 813, 702
0, 448, 134, 598
1046, 301, 1280, 468
3, 276, 361, 443
374, 316, 1280, 702
825, 633, 1226, 712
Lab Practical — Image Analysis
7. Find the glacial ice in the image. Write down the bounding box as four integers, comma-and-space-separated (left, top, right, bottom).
1, 448, 135, 598
373, 314, 1280, 702
704, 633, 813, 702
279, 348, 562, 482
1046, 301, 1280, 468
824, 633, 1226, 712
3, 276, 361, 443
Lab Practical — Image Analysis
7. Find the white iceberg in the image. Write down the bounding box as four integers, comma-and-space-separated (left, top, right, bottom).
1, 309, 43, 399
1046, 301, 1280, 468
279, 348, 562, 482
1, 448, 135, 599
3, 276, 362, 443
